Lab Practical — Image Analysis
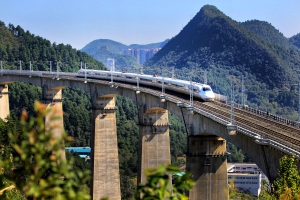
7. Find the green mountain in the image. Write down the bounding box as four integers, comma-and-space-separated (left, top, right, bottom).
81, 39, 127, 54
289, 33, 300, 49
144, 5, 300, 119
147, 5, 300, 87
81, 39, 168, 71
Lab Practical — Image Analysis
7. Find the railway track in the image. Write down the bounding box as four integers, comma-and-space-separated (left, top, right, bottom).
4, 71, 300, 153
125, 83, 300, 152
97, 79, 300, 152
192, 101, 300, 150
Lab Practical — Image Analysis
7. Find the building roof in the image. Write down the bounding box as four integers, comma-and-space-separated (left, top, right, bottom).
66, 147, 91, 153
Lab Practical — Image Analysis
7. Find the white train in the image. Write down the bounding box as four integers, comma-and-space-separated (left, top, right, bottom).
77, 69, 215, 101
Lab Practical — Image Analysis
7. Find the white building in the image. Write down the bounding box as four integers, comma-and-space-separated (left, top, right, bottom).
106, 58, 115, 71
227, 163, 269, 196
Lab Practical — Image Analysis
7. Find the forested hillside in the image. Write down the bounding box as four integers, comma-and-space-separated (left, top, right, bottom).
145, 5, 300, 120
0, 22, 104, 72
241, 20, 297, 50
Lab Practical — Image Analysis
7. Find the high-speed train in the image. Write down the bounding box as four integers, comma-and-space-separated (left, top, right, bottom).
77, 69, 215, 101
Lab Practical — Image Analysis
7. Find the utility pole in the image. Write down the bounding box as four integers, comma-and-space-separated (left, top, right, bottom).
298, 82, 300, 123
84, 63, 87, 83
1, 60, 3, 75
110, 63, 114, 87
190, 80, 194, 108
204, 70, 207, 84
241, 75, 245, 106
172, 66, 175, 79
50, 61, 52, 74
227, 80, 237, 135
160, 68, 166, 102
56, 62, 60, 80
230, 81, 235, 125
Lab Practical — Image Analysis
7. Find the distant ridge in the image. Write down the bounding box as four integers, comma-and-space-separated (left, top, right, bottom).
289, 33, 300, 49
241, 20, 297, 50
81, 39, 168, 69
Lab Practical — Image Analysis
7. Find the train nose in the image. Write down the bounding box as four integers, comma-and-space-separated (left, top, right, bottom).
203, 92, 215, 101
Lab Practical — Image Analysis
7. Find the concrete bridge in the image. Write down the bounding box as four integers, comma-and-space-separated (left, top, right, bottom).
1, 70, 300, 200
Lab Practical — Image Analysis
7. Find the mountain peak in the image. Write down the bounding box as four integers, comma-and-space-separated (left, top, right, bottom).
146, 5, 299, 89
199, 5, 226, 19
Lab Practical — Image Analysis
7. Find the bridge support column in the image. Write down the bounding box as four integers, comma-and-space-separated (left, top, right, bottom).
138, 108, 170, 184
186, 135, 228, 200
0, 84, 10, 120
91, 96, 121, 200
42, 86, 66, 160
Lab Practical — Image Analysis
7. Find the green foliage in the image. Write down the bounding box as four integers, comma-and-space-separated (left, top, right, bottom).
227, 142, 248, 162
9, 82, 42, 117
135, 164, 195, 200
273, 155, 300, 199
63, 87, 92, 147
0, 101, 90, 199
259, 155, 300, 200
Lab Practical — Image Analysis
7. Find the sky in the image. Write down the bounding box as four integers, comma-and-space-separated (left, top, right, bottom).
1, 0, 300, 50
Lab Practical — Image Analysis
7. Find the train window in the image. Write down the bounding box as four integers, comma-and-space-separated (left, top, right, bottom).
140, 78, 151, 82
203, 87, 211, 92
172, 83, 184, 87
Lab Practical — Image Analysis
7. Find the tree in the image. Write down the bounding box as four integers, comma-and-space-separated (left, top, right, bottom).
134, 164, 195, 200
273, 155, 300, 199
259, 155, 300, 200
0, 101, 90, 199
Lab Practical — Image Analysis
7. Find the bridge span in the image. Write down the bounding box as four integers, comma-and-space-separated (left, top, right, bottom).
1, 70, 300, 200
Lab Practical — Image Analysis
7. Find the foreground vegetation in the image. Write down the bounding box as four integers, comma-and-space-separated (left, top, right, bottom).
0, 102, 194, 199
0, 102, 90, 199
1, 103, 300, 199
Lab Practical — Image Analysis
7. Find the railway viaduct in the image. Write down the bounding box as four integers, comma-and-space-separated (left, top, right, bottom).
1, 70, 300, 200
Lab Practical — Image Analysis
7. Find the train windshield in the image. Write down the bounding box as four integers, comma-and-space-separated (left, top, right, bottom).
203, 87, 212, 92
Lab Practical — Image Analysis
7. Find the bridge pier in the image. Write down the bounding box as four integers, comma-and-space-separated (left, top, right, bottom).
42, 85, 66, 160
186, 135, 228, 200
91, 95, 121, 200
0, 84, 10, 120
137, 108, 171, 184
